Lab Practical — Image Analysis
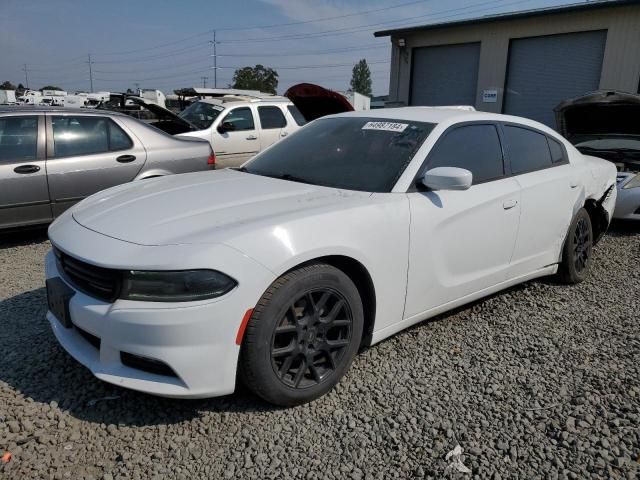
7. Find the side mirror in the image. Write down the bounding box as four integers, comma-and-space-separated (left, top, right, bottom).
421, 167, 473, 191
217, 121, 235, 134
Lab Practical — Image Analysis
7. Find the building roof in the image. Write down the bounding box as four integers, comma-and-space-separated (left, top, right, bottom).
374, 0, 640, 37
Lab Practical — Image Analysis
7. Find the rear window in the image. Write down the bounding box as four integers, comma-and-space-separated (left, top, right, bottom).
503, 125, 552, 175
0, 116, 38, 162
245, 117, 435, 192
547, 137, 565, 163
52, 116, 132, 157
258, 106, 287, 129
287, 105, 307, 126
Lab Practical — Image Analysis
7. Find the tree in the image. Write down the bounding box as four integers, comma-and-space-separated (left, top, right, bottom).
232, 65, 278, 94
350, 59, 372, 97
39, 85, 63, 91
0, 81, 17, 90
17, 83, 25, 93
126, 88, 134, 94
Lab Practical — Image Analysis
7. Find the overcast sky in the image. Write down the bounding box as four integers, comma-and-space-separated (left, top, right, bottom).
2, 0, 578, 96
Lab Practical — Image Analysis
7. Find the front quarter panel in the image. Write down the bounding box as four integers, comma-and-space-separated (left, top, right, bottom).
222, 193, 411, 339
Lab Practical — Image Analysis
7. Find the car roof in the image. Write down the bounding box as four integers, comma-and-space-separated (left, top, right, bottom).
198, 95, 291, 107
326, 107, 557, 133
0, 106, 128, 117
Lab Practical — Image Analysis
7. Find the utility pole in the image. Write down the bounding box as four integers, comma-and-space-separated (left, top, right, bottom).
87, 53, 94, 92
210, 30, 218, 88
201, 76, 208, 88
134, 82, 140, 94
22, 64, 29, 89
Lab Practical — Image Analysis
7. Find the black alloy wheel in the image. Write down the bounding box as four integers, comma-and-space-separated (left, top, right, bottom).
572, 216, 592, 274
240, 263, 364, 406
558, 207, 593, 284
270, 289, 353, 389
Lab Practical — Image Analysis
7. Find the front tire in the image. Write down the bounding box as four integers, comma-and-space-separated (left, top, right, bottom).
558, 207, 593, 284
240, 263, 364, 406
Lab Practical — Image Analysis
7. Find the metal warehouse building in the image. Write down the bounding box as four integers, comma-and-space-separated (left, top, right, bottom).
375, 0, 640, 128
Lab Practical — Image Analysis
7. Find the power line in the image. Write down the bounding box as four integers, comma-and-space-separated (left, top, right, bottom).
217, 0, 535, 44
91, 0, 429, 56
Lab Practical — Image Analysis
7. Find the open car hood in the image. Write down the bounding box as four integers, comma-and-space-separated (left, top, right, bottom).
554, 90, 640, 140
284, 83, 354, 121
98, 94, 197, 134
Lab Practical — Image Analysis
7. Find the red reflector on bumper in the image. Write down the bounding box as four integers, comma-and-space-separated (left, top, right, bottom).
235, 308, 254, 345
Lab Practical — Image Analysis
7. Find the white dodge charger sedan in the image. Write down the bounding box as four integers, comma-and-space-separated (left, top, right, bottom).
45, 108, 617, 406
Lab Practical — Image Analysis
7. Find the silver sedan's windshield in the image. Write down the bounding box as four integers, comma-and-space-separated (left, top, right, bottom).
244, 117, 435, 192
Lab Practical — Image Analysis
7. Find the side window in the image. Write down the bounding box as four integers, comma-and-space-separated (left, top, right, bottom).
258, 106, 287, 129
547, 137, 566, 164
221, 107, 255, 131
52, 116, 109, 157
0, 116, 38, 162
108, 120, 133, 151
425, 124, 504, 184
503, 126, 552, 174
287, 105, 307, 126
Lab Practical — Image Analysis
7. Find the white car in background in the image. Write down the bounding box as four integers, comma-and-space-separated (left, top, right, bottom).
177, 96, 307, 168
45, 108, 616, 406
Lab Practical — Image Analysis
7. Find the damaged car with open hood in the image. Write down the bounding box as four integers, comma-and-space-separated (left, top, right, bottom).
556, 90, 640, 220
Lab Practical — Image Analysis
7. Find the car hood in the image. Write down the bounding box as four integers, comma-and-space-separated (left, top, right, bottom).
99, 94, 197, 133
71, 169, 369, 246
554, 90, 640, 140
284, 83, 354, 121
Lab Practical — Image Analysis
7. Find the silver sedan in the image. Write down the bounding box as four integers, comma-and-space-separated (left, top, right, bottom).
0, 107, 214, 230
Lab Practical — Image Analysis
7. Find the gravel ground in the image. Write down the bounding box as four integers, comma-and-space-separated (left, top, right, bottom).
0, 224, 638, 480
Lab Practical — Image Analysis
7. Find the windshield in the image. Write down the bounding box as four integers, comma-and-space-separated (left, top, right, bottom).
179, 101, 224, 130
573, 134, 640, 151
244, 117, 435, 192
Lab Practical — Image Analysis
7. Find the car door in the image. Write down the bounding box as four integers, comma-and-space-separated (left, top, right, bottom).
501, 124, 578, 277
0, 114, 52, 228
45, 114, 146, 217
404, 123, 521, 319
257, 105, 288, 150
212, 106, 260, 168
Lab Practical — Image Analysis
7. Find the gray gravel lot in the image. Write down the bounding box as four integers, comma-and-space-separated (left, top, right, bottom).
0, 224, 639, 480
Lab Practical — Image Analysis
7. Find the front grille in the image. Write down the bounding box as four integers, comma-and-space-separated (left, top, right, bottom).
54, 248, 121, 302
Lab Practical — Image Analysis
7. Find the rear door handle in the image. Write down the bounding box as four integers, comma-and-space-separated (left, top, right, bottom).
14, 164, 40, 174
503, 199, 518, 210
280, 131, 288, 137
116, 155, 136, 163
246, 135, 258, 140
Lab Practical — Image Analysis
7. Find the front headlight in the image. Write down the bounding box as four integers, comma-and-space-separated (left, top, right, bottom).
622, 173, 640, 189
120, 270, 237, 302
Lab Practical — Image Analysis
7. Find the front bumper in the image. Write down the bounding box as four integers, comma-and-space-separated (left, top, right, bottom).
44, 225, 275, 398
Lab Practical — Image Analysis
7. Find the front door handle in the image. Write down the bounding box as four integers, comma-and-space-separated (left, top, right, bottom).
14, 164, 40, 174
280, 131, 288, 137
503, 199, 518, 210
116, 155, 136, 163
246, 135, 258, 140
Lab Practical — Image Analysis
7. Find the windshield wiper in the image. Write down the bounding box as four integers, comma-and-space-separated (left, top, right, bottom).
259, 172, 314, 185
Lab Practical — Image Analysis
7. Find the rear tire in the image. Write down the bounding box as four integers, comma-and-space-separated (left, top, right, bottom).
240, 263, 363, 406
558, 207, 593, 284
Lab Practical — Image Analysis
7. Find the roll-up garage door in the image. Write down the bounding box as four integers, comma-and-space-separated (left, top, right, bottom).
503, 30, 607, 127
410, 42, 480, 107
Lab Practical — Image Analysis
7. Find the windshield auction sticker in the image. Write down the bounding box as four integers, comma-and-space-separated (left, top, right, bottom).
362, 121, 408, 133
